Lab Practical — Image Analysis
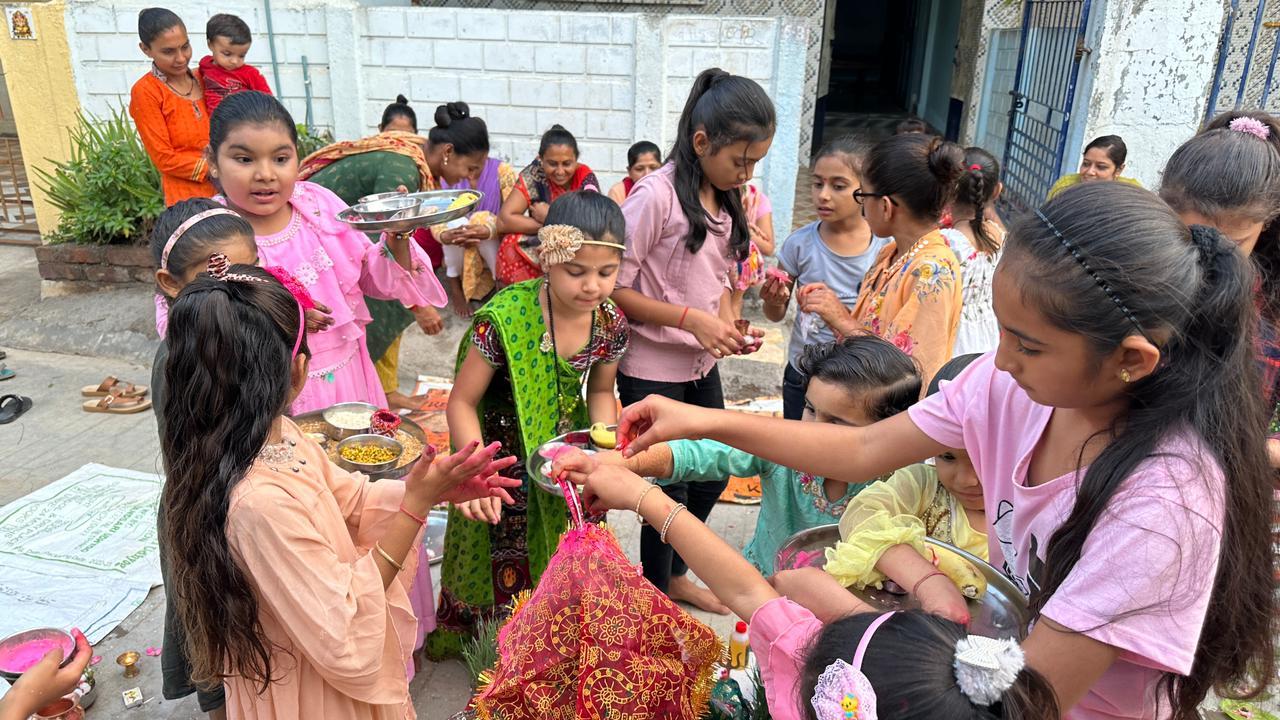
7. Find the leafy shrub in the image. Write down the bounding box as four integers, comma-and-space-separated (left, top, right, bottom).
297, 123, 335, 161
34, 106, 164, 245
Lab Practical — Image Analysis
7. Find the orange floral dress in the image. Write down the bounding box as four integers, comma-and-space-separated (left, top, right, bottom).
129, 66, 215, 206
848, 230, 963, 382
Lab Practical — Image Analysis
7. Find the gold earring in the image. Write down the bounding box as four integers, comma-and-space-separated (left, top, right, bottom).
444, 155, 450, 166
1120, 369, 1131, 383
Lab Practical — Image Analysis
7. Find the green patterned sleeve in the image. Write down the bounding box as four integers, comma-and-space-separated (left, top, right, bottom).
662, 439, 771, 486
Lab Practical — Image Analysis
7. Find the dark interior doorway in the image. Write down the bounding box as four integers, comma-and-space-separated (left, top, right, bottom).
826, 0, 920, 114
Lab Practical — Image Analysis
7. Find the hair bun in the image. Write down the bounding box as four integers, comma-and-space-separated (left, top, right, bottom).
926, 137, 966, 185
395, 94, 409, 105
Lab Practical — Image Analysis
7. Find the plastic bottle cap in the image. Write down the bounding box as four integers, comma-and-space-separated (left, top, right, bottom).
734, 621, 747, 633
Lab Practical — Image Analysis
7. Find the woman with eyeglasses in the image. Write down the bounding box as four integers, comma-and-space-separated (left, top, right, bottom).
801, 134, 965, 384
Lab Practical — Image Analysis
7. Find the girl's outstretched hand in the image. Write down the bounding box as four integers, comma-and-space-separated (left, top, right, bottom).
406, 441, 520, 509
616, 395, 713, 457
3, 628, 91, 719
579, 464, 652, 515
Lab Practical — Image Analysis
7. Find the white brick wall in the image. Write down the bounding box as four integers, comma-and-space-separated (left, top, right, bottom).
62, 0, 807, 230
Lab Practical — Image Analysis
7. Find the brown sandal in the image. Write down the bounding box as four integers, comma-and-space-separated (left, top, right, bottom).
82, 392, 152, 414
81, 375, 148, 398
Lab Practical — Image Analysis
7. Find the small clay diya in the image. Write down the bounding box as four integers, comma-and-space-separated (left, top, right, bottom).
116, 651, 140, 678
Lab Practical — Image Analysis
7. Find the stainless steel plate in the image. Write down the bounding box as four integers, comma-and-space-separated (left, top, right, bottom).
425, 509, 447, 565
336, 189, 484, 234
775, 523, 1029, 640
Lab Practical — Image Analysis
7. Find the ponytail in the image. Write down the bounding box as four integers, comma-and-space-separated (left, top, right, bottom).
1004, 183, 1275, 718
957, 147, 1001, 256
161, 266, 307, 691
670, 68, 776, 259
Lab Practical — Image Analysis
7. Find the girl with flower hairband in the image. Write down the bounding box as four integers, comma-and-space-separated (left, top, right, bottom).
427, 191, 630, 659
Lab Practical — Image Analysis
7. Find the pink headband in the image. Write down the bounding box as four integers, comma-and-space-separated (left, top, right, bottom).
206, 254, 311, 359
161, 208, 241, 271
810, 611, 896, 719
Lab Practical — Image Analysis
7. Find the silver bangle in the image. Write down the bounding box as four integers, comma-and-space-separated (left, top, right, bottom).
633, 483, 657, 521
659, 503, 687, 544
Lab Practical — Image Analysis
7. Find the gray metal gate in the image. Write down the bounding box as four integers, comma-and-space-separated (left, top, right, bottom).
1206, 0, 1280, 120
1001, 0, 1094, 211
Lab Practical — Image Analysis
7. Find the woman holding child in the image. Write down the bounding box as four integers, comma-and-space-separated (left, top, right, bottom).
131, 8, 215, 206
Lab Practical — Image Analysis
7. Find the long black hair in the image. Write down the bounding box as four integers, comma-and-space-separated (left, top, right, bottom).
1196, 109, 1280, 324
801, 611, 1058, 719
670, 68, 776, 259
379, 94, 417, 132
863, 134, 965, 222
954, 147, 1001, 255
796, 336, 921, 421
161, 265, 308, 690
544, 190, 625, 246
138, 7, 183, 46
1003, 182, 1275, 717
428, 101, 489, 157
150, 198, 255, 280
209, 91, 298, 159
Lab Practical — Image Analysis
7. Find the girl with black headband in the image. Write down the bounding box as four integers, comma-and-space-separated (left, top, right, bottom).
589, 182, 1275, 719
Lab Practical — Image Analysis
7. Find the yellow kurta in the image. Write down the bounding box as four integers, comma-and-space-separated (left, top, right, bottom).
224, 418, 419, 720
848, 230, 962, 384
825, 463, 987, 589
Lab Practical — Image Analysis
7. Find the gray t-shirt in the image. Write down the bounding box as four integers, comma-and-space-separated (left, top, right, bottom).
777, 221, 890, 367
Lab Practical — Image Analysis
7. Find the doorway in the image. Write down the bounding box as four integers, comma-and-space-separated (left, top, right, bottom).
813, 0, 962, 150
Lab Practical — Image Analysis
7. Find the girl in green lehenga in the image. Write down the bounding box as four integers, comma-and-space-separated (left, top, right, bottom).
427, 191, 631, 658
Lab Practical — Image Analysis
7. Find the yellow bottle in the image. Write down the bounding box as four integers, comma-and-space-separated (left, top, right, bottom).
728, 621, 750, 669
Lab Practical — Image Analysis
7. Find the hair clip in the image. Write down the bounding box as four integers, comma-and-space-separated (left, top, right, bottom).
953, 635, 1025, 706
536, 224, 625, 268
811, 612, 895, 720
1229, 116, 1271, 141
969, 163, 983, 171
1034, 209, 1149, 340
206, 253, 267, 285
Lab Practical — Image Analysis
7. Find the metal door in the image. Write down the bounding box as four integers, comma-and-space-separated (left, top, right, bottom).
1001, 0, 1093, 211
1205, 0, 1280, 120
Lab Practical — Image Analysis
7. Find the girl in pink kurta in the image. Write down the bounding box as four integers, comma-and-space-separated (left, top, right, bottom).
164, 91, 447, 414
159, 264, 517, 720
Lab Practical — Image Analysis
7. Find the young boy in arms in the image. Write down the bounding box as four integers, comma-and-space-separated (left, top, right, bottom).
199, 13, 272, 116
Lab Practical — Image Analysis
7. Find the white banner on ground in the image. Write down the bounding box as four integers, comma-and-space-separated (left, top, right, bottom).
0, 463, 162, 647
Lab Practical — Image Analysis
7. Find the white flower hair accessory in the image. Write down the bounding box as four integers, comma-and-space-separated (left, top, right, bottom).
1229, 116, 1271, 141
536, 223, 626, 268
953, 634, 1026, 706
810, 612, 895, 720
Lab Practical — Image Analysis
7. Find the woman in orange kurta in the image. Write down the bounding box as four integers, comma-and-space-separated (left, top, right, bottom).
800, 134, 963, 383
129, 9, 214, 206
159, 266, 518, 720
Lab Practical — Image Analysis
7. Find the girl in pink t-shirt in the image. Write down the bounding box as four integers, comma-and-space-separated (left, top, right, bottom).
609, 182, 1276, 719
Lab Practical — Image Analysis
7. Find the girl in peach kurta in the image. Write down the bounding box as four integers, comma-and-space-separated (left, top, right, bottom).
804, 134, 964, 383
159, 264, 518, 720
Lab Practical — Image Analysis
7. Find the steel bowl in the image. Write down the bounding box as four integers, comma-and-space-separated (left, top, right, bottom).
336, 434, 405, 476
349, 196, 422, 222
775, 524, 1030, 640
424, 509, 447, 565
527, 427, 654, 497
357, 190, 409, 205
0, 628, 76, 683
321, 401, 379, 441
336, 189, 484, 234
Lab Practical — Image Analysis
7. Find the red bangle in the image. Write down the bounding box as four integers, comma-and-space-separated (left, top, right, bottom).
399, 505, 427, 526
677, 306, 690, 330
911, 570, 948, 596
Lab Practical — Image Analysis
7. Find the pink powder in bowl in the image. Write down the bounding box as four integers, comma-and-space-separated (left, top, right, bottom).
0, 629, 75, 678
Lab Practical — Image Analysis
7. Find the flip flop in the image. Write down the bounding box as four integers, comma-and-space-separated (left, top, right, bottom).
81, 375, 148, 398
82, 392, 152, 414
0, 364, 13, 381
0, 394, 31, 424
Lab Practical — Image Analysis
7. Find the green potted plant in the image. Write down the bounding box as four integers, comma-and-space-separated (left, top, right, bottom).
34, 106, 164, 245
